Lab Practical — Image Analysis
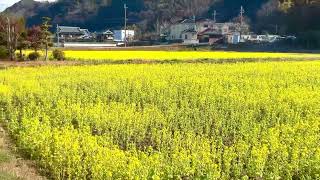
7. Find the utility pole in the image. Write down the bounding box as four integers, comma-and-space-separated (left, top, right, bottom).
193, 15, 196, 31
124, 3, 128, 47
213, 10, 217, 23
57, 24, 60, 47
239, 6, 245, 42
240, 6, 245, 26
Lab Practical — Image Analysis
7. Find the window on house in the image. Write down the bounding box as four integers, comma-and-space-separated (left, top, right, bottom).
185, 34, 188, 39
204, 24, 209, 28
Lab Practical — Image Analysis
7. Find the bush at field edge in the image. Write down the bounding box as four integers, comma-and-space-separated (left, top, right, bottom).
52, 49, 65, 61
28, 52, 41, 61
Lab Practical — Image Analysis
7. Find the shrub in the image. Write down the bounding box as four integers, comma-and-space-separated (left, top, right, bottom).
28, 52, 41, 61
52, 49, 65, 61
0, 46, 8, 59
16, 53, 27, 61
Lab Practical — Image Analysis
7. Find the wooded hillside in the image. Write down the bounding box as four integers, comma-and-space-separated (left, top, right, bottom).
3, 0, 320, 47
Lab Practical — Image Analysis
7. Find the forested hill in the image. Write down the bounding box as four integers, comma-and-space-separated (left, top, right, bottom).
3, 0, 320, 47
208, 0, 269, 22
4, 0, 144, 30
4, 0, 268, 31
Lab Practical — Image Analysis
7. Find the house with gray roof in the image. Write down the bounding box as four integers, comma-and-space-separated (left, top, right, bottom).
163, 17, 249, 45
166, 18, 196, 41
56, 25, 92, 41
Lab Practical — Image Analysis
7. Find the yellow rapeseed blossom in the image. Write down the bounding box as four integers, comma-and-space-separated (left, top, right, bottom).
0, 61, 319, 179
24, 50, 320, 61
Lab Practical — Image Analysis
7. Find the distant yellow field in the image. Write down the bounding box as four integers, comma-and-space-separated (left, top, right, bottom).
24, 50, 320, 61
63, 51, 320, 61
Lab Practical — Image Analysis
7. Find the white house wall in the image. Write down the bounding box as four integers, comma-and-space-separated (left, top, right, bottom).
169, 23, 194, 40
114, 30, 135, 42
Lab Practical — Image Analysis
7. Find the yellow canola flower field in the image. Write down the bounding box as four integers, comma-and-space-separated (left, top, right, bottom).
25, 50, 320, 61
63, 50, 320, 61
0, 61, 319, 179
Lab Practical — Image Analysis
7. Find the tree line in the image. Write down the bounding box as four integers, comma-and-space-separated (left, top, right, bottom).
3, 0, 320, 49
0, 15, 53, 61
138, 0, 320, 48
256, 0, 320, 48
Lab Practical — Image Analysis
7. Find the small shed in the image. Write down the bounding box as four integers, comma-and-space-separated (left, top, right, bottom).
103, 30, 114, 40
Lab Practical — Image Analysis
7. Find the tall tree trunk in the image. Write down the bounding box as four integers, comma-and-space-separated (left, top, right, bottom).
19, 49, 22, 59
7, 18, 13, 61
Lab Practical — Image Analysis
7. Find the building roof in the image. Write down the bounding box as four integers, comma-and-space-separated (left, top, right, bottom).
196, 18, 214, 23
103, 30, 113, 35
58, 26, 82, 34
182, 28, 197, 33
179, 19, 195, 24
198, 28, 221, 36
80, 29, 90, 35
179, 17, 217, 24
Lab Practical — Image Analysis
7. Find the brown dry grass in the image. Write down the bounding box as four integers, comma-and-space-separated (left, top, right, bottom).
1, 58, 319, 69
0, 60, 81, 68
0, 126, 46, 180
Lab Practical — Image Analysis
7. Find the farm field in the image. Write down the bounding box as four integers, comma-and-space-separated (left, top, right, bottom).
0, 61, 319, 179
25, 50, 320, 62
62, 51, 320, 61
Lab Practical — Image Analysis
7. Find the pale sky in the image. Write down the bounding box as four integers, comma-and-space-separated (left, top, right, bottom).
2, 0, 56, 4
0, 0, 57, 12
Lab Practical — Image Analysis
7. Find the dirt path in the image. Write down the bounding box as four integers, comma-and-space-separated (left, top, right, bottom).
0, 60, 81, 68
0, 125, 46, 180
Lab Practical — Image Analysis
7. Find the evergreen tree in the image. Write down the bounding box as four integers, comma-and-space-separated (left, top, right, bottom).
40, 17, 52, 61
17, 31, 30, 60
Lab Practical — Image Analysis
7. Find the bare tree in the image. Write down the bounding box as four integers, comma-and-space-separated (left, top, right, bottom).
0, 15, 25, 60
